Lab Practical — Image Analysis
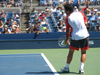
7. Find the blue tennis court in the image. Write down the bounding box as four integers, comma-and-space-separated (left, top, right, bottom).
0, 53, 59, 75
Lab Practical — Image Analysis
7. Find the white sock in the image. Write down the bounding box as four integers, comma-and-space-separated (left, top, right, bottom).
66, 63, 70, 68
80, 62, 84, 70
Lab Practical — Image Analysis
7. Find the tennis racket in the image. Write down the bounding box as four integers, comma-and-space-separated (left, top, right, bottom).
58, 35, 94, 47
58, 35, 71, 47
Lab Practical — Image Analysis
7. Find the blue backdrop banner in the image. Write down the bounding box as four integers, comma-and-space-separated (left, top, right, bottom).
0, 31, 100, 49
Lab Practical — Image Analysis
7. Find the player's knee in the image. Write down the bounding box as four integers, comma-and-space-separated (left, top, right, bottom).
81, 50, 86, 54
69, 49, 74, 53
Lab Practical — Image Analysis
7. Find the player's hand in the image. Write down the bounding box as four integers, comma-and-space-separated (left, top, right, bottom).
65, 39, 69, 45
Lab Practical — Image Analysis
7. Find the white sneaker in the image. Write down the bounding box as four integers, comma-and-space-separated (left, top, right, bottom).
61, 67, 69, 73
79, 69, 84, 74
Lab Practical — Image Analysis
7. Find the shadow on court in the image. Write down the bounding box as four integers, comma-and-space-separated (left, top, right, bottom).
58, 72, 79, 74
25, 71, 54, 74
25, 71, 79, 74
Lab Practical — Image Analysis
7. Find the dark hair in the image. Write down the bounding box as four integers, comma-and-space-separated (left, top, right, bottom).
64, 4, 73, 13
33, 8, 35, 10
7, 19, 10, 21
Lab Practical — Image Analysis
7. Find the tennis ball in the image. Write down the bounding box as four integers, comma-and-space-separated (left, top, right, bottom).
42, 27, 47, 30
64, 42, 66, 45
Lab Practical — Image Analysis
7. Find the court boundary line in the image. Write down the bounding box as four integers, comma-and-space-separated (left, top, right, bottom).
41, 53, 59, 75
0, 54, 41, 57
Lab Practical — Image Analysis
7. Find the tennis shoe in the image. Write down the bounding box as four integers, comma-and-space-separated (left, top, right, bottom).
61, 67, 69, 73
79, 69, 84, 74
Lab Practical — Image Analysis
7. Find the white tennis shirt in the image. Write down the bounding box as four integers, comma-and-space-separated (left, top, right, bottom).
66, 11, 89, 40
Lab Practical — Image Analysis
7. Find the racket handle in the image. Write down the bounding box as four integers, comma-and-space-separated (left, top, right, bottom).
64, 42, 70, 45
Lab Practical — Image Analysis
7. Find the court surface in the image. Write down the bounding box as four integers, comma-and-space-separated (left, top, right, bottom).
0, 48, 100, 75
0, 53, 59, 75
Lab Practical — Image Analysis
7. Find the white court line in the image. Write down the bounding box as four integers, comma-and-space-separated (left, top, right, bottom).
0, 54, 41, 57
41, 53, 59, 75
0, 55, 41, 57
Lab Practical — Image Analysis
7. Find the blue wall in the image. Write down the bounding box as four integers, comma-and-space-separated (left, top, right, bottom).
0, 31, 100, 49
0, 31, 100, 40
0, 32, 66, 40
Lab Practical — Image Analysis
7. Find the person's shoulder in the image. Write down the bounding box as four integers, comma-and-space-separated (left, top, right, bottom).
93, 15, 96, 17
96, 15, 99, 17
1, 21, 4, 24
88, 16, 90, 20
17, 14, 19, 17
58, 14, 61, 16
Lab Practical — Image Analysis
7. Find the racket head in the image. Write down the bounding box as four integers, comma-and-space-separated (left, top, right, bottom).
58, 35, 67, 47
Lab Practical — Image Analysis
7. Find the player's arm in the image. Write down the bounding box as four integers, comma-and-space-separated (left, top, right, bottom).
65, 29, 70, 45
65, 17, 70, 45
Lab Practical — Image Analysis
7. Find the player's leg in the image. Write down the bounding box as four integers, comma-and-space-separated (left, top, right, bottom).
61, 40, 79, 72
79, 37, 89, 74
67, 39, 80, 65
61, 49, 74, 73
66, 49, 74, 64
79, 50, 86, 74
81, 50, 86, 63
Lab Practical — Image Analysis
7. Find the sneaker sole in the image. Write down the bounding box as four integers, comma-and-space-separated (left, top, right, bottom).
79, 71, 84, 74
61, 70, 69, 73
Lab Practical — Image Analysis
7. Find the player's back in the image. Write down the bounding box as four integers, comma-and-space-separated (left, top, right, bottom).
68, 12, 89, 40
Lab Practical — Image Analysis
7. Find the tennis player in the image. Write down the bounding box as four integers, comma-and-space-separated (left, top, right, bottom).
61, 4, 89, 74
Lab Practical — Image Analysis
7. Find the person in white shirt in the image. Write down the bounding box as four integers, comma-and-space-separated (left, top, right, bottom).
96, 11, 100, 20
61, 4, 89, 74
50, 6, 57, 12
47, 0, 52, 6
13, 13, 19, 20
59, 0, 64, 4
56, 7, 61, 15
57, 19, 65, 32
91, 7, 95, 14
40, 17, 47, 25
57, 10, 66, 19
37, 10, 42, 16
94, 9, 98, 15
